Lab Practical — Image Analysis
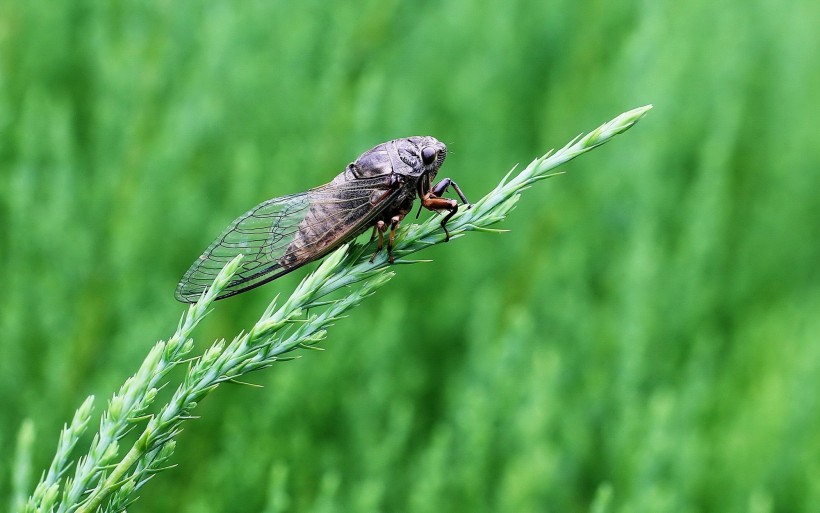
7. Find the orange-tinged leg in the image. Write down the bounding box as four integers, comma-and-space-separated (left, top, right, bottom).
387, 214, 404, 263
369, 220, 387, 262
416, 177, 471, 241
430, 178, 471, 206
420, 195, 459, 241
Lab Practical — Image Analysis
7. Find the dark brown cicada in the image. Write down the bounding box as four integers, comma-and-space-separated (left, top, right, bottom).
175, 136, 470, 302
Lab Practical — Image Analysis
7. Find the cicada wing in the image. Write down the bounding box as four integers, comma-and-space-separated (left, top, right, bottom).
175, 191, 309, 302
175, 175, 401, 302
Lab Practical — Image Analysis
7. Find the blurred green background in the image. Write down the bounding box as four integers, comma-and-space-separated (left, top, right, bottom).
2, 0, 819, 511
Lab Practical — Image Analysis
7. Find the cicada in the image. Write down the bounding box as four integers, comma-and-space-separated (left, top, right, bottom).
175, 136, 470, 302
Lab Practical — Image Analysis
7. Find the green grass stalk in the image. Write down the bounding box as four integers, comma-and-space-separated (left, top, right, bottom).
28, 105, 651, 513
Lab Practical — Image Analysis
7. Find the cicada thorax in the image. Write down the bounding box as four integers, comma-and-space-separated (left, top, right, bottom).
346, 140, 421, 178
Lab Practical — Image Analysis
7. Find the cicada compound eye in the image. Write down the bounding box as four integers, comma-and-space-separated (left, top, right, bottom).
421, 146, 437, 166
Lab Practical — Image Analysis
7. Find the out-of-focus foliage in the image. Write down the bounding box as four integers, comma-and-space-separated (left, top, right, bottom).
1, 0, 818, 511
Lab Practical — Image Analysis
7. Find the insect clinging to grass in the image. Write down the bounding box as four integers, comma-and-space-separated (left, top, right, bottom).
175, 136, 470, 302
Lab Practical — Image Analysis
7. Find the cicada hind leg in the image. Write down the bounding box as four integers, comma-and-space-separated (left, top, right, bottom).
369, 214, 404, 264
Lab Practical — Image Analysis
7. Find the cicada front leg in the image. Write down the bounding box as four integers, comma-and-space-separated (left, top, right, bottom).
418, 178, 472, 242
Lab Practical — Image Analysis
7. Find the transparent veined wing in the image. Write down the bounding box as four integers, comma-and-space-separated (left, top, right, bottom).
175, 174, 401, 302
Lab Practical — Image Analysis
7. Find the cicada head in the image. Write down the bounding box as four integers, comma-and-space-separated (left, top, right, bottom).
399, 136, 447, 181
